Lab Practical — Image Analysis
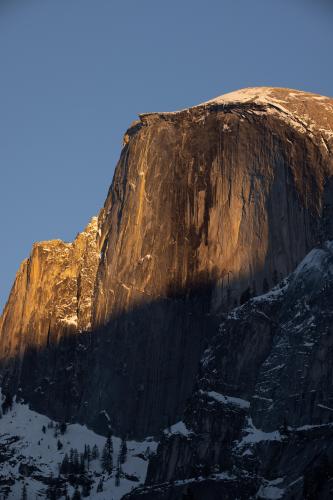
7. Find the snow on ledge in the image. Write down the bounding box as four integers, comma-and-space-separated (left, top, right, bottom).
257, 478, 285, 499
164, 421, 193, 437
201, 390, 250, 410
236, 417, 282, 448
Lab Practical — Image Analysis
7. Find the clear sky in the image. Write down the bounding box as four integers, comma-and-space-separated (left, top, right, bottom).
1, 0, 333, 310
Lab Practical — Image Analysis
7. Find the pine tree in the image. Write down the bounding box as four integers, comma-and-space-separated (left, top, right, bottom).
63, 483, 69, 500
83, 444, 91, 469
60, 421, 67, 434
101, 433, 113, 474
82, 482, 91, 498
72, 487, 81, 500
21, 483, 27, 500
79, 453, 85, 474
69, 448, 74, 471
119, 437, 127, 464
115, 459, 122, 486
2, 392, 13, 414
92, 444, 99, 460
73, 448, 79, 474
96, 478, 104, 492
55, 483, 62, 499
46, 474, 57, 500
60, 453, 69, 474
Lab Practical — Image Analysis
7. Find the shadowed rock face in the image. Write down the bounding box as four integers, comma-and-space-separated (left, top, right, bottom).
131, 242, 333, 500
1, 87, 333, 438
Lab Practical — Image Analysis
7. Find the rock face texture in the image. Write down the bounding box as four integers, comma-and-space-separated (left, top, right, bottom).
1, 87, 333, 442
0, 217, 99, 365
128, 242, 333, 499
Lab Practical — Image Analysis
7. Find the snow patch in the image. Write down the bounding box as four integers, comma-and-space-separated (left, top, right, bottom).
60, 314, 78, 327
317, 403, 333, 412
257, 478, 285, 499
293, 247, 328, 278
164, 421, 193, 437
237, 418, 282, 448
203, 390, 250, 410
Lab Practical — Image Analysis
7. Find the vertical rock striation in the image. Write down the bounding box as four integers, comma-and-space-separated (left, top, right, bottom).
0, 217, 99, 367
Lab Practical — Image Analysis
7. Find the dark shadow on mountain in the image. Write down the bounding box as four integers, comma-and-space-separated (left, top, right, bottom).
0, 279, 226, 439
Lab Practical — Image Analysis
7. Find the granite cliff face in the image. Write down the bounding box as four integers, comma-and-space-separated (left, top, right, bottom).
0, 217, 99, 362
1, 87, 333, 441
94, 86, 333, 328
129, 242, 333, 499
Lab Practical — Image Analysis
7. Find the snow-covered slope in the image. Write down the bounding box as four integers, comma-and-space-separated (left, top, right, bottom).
143, 87, 333, 154
200, 87, 333, 145
0, 396, 157, 499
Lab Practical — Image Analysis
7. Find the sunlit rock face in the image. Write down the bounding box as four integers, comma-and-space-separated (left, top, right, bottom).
1, 87, 333, 437
93, 87, 333, 326
0, 217, 99, 361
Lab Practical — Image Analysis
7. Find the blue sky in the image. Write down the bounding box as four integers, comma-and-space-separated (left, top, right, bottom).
1, 0, 333, 309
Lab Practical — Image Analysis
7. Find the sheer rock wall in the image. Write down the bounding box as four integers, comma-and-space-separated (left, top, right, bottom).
1, 87, 333, 437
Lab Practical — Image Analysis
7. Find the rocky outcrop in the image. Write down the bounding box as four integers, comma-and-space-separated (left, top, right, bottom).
0, 217, 99, 365
1, 87, 333, 439
129, 242, 333, 499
